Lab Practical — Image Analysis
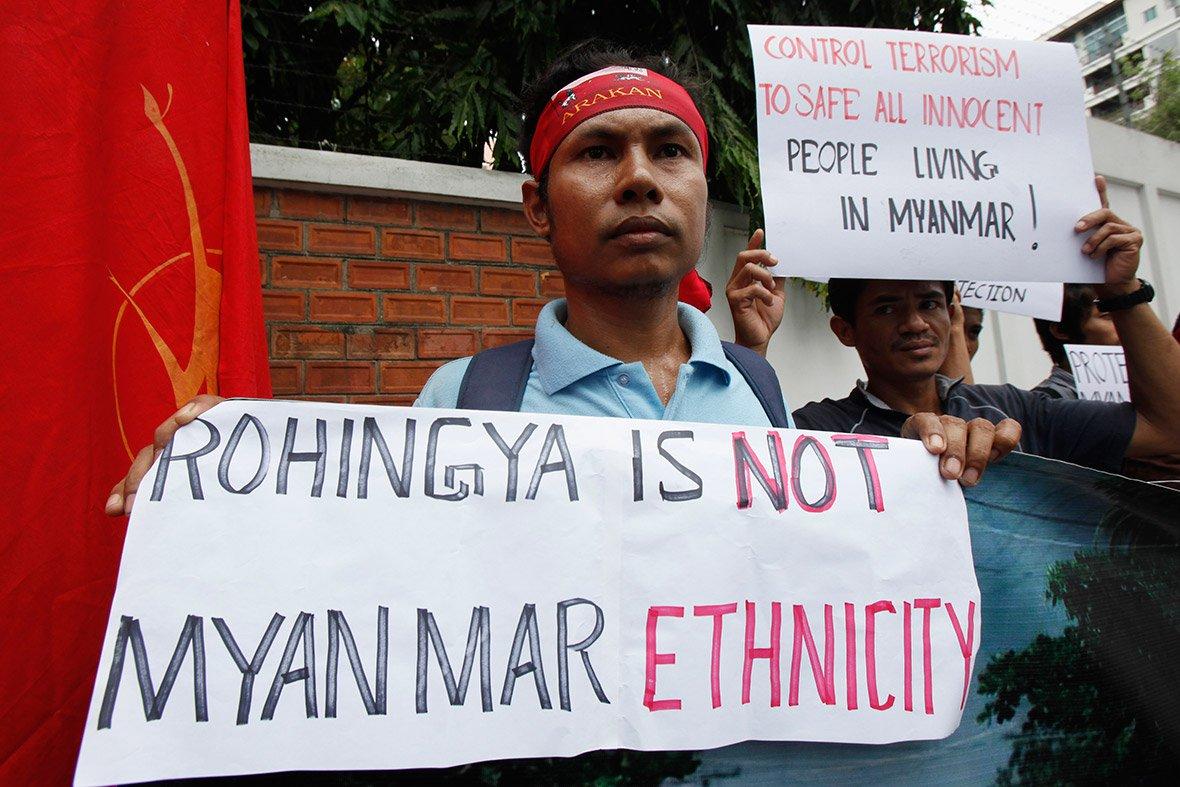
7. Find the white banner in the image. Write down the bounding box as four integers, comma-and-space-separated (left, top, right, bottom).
956, 279, 1063, 320
77, 400, 981, 785
1065, 344, 1129, 402
750, 26, 1102, 283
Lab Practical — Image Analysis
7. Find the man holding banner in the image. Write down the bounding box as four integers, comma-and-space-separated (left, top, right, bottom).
106, 42, 1019, 517
790, 179, 1180, 474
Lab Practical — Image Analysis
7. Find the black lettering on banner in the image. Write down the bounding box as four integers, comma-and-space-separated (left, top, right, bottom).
276, 417, 327, 497
500, 603, 552, 709
358, 417, 414, 498
336, 418, 354, 498
325, 607, 388, 717
657, 430, 703, 501
483, 422, 537, 502
416, 607, 493, 713
631, 430, 644, 502
97, 615, 208, 729
216, 414, 269, 494
262, 612, 317, 720
557, 598, 610, 711
526, 424, 579, 501
212, 613, 285, 725
150, 418, 221, 501
426, 417, 482, 501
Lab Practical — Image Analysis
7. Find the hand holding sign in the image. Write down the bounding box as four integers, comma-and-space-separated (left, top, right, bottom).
1077, 176, 1144, 297
105, 393, 226, 516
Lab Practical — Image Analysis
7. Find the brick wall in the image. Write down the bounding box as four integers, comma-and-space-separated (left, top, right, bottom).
255, 186, 564, 404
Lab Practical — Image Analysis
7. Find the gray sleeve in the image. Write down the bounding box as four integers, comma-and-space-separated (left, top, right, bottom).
1020, 390, 1136, 473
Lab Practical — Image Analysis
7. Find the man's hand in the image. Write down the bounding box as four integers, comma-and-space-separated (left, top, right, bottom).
1077, 175, 1143, 298
105, 394, 225, 516
727, 229, 786, 357
901, 414, 1021, 487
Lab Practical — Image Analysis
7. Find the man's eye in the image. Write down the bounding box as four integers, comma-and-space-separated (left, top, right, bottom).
584, 146, 610, 160
659, 143, 686, 158
921, 299, 940, 309
875, 305, 894, 316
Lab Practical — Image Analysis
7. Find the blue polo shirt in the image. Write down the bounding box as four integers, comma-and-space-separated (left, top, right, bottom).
415, 299, 793, 427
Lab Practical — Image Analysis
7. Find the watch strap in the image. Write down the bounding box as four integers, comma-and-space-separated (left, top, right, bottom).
1095, 279, 1154, 312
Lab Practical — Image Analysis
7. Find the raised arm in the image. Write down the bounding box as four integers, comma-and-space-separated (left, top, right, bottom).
938, 289, 975, 384
726, 229, 785, 356
1079, 177, 1180, 457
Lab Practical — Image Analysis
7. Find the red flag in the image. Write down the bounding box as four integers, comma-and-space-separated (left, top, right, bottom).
0, 1, 269, 780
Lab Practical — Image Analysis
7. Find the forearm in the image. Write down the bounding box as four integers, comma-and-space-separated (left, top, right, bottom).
939, 325, 974, 384
1114, 300, 1180, 450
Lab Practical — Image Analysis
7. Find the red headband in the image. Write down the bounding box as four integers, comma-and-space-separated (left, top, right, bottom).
528, 66, 710, 177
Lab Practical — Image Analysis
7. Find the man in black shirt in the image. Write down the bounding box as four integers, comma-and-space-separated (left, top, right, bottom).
793, 190, 1180, 475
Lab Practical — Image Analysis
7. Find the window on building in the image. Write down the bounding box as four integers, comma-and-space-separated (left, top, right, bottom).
1145, 6, 1158, 22
1081, 8, 1129, 62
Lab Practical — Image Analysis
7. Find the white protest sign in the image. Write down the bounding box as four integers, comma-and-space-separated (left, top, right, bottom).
956, 280, 1062, 320
77, 400, 980, 785
749, 26, 1102, 283
1065, 344, 1129, 402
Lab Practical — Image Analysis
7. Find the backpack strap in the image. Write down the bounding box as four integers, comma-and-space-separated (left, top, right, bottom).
456, 339, 535, 412
721, 341, 791, 429
455, 337, 790, 428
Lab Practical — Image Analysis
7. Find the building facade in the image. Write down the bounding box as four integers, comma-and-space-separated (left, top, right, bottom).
1042, 0, 1180, 121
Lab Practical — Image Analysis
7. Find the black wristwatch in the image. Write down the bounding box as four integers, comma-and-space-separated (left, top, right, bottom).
1095, 279, 1154, 313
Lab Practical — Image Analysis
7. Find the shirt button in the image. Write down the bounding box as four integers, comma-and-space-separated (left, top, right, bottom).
617, 373, 630, 386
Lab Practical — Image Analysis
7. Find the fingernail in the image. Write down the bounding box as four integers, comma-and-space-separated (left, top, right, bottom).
929, 434, 945, 451
106, 494, 121, 511
180, 402, 199, 418
961, 468, 979, 486
1081, 243, 1091, 252
1075, 221, 1086, 230
944, 457, 962, 476
124, 493, 136, 513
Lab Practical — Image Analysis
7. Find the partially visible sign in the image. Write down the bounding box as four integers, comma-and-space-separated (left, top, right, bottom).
956, 280, 1062, 319
749, 25, 1101, 283
76, 400, 979, 785
1065, 344, 1129, 402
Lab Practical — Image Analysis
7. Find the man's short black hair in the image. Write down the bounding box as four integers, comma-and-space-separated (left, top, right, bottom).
518, 40, 705, 198
1034, 284, 1097, 367
827, 279, 955, 324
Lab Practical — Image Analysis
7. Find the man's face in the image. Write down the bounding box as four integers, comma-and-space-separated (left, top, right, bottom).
963, 306, 984, 359
832, 280, 951, 383
521, 108, 708, 298
1078, 305, 1120, 346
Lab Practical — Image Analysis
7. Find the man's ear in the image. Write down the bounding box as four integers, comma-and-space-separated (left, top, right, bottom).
830, 315, 857, 348
1048, 323, 1070, 342
521, 180, 550, 239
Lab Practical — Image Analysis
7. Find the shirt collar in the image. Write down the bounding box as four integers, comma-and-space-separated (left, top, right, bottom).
854, 374, 964, 412
532, 298, 732, 395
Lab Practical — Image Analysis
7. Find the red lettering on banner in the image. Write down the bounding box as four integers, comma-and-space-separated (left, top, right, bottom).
789, 604, 836, 706
866, 600, 896, 710
742, 601, 782, 706
945, 601, 977, 710
903, 601, 913, 711
644, 606, 684, 711
915, 598, 942, 715
844, 601, 858, 710
694, 603, 738, 709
